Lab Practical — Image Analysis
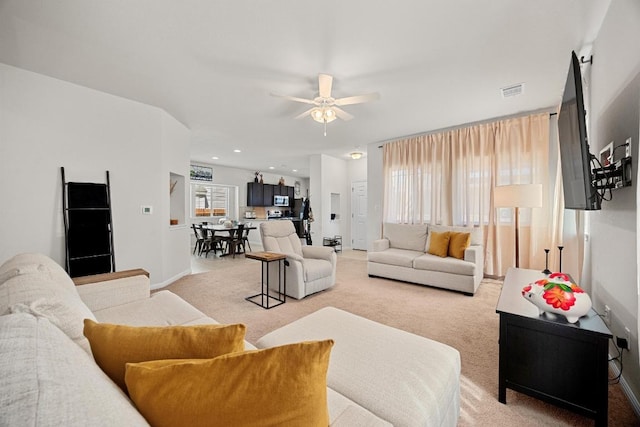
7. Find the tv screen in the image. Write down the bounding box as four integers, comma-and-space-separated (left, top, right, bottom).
557, 51, 600, 210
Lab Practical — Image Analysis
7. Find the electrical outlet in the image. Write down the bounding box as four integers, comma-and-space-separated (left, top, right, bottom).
626, 137, 632, 157
604, 305, 611, 325
625, 327, 631, 350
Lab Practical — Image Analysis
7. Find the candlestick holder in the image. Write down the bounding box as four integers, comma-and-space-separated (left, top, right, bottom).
558, 245, 564, 272
542, 249, 551, 275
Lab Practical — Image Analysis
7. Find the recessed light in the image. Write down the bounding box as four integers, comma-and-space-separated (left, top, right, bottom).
211, 156, 219, 160
292, 169, 297, 172
234, 149, 241, 153
269, 166, 275, 170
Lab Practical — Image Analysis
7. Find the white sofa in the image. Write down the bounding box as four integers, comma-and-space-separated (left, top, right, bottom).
368, 223, 484, 295
0, 253, 461, 426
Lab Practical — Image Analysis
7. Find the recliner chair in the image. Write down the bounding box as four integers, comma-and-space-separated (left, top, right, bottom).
259, 220, 336, 299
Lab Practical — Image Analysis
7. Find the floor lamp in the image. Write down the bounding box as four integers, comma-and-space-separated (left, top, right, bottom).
494, 184, 543, 268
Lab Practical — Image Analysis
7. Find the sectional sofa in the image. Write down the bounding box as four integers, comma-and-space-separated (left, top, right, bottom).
0, 253, 461, 426
368, 223, 484, 295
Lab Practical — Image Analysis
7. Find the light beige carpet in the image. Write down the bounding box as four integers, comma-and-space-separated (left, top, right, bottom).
166, 252, 639, 426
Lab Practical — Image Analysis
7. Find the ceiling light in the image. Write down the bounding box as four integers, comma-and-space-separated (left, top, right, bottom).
350, 152, 363, 160
211, 156, 219, 160
310, 107, 337, 124
292, 169, 297, 172
234, 149, 241, 153
269, 166, 275, 170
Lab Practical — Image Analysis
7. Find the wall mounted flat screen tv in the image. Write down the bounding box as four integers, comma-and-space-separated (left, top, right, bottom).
557, 51, 600, 210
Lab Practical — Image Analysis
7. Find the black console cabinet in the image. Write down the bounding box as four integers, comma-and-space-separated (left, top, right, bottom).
496, 268, 612, 426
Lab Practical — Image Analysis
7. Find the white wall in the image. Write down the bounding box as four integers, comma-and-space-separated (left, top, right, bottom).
589, 0, 640, 405
366, 143, 385, 249
161, 114, 191, 285
0, 63, 191, 286
307, 154, 352, 246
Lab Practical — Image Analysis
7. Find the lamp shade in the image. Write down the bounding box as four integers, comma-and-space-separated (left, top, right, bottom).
494, 184, 542, 208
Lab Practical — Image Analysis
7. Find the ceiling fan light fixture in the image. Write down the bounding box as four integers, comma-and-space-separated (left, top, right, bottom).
350, 152, 363, 160
311, 107, 337, 124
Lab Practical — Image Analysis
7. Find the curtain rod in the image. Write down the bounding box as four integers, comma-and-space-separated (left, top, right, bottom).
376, 107, 556, 148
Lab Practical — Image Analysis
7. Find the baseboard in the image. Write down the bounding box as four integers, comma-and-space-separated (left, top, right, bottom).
609, 355, 640, 418
150, 269, 190, 290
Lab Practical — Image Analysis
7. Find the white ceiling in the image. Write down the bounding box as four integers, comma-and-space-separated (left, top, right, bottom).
0, 0, 610, 178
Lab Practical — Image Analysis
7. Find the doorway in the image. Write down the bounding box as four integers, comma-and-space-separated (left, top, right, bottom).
351, 181, 367, 250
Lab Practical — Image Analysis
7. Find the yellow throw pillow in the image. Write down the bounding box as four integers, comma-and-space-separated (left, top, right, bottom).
448, 232, 471, 259
83, 319, 246, 391
125, 340, 334, 427
427, 231, 451, 257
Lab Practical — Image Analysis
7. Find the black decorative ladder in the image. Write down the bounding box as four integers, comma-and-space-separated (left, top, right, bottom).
61, 167, 116, 277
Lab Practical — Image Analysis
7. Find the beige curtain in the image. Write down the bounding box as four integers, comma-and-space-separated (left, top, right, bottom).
383, 112, 563, 276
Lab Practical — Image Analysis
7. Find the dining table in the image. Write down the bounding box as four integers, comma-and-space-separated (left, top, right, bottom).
201, 223, 257, 257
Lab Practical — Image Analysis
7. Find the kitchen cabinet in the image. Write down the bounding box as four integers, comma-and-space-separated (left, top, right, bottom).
247, 182, 294, 207
247, 182, 264, 206
263, 184, 274, 206
274, 185, 287, 196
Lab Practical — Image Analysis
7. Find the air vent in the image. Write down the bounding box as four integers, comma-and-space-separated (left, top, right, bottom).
501, 83, 524, 98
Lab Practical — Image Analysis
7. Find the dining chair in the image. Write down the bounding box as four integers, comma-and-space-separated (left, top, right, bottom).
191, 224, 204, 255
197, 225, 214, 256
241, 222, 252, 252
224, 223, 245, 258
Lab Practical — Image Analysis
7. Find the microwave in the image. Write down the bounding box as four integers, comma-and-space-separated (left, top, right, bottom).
273, 195, 289, 207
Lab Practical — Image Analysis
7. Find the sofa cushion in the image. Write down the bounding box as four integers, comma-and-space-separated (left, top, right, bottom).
0, 253, 76, 291
327, 388, 392, 426
0, 312, 148, 427
84, 320, 247, 392
367, 248, 422, 268
256, 307, 461, 427
448, 232, 471, 259
383, 223, 428, 251
125, 340, 334, 427
92, 290, 211, 325
413, 253, 476, 276
427, 230, 451, 257
1, 265, 97, 354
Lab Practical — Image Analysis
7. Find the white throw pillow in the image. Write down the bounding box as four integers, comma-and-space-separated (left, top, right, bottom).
0, 268, 96, 354
0, 312, 148, 427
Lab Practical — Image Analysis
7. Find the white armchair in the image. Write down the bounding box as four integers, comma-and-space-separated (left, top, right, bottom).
259, 220, 336, 299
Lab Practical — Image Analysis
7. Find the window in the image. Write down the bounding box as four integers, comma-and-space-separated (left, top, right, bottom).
191, 184, 229, 218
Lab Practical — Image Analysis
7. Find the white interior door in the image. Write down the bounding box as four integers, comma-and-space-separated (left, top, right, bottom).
351, 181, 367, 250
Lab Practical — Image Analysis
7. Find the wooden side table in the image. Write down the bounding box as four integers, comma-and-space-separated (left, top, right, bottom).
245, 251, 287, 309
496, 267, 612, 426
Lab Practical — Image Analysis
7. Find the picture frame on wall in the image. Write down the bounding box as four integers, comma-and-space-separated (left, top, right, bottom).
599, 142, 613, 167
190, 164, 213, 182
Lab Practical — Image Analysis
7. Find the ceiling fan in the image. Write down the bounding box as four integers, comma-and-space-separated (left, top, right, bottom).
272, 74, 379, 135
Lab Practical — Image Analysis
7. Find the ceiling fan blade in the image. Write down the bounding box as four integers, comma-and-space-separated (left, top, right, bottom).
334, 92, 380, 106
271, 93, 316, 105
333, 106, 354, 121
318, 74, 333, 98
294, 108, 314, 119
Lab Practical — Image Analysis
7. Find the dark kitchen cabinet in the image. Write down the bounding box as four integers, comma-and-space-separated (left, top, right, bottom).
247, 182, 264, 206
247, 182, 294, 207
263, 184, 274, 206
